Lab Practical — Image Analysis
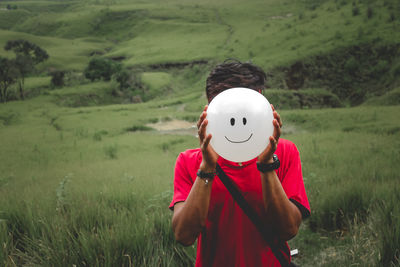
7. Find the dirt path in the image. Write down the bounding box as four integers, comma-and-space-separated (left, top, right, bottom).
147, 119, 197, 136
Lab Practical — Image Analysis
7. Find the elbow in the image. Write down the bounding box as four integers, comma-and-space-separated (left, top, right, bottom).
279, 204, 303, 241
279, 223, 299, 241
172, 219, 201, 246
174, 230, 196, 246
286, 225, 299, 241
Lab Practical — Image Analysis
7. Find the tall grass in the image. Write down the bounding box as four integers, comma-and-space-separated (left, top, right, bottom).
0, 191, 195, 266
283, 106, 400, 266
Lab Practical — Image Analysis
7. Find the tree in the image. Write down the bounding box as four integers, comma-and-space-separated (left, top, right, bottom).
50, 70, 65, 88
0, 57, 18, 103
4, 40, 49, 100
115, 69, 130, 89
84, 57, 121, 82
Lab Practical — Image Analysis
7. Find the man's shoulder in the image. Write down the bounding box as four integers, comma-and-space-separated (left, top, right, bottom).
179, 148, 202, 161
277, 138, 299, 156
278, 138, 297, 148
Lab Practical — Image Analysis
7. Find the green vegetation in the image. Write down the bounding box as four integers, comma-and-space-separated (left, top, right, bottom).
4, 39, 49, 100
84, 57, 121, 82
0, 95, 399, 266
0, 0, 399, 266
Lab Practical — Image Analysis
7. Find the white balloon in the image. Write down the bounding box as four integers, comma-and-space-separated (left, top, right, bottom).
206, 88, 274, 162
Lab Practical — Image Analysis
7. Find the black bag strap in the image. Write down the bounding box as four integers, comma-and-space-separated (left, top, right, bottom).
216, 163, 290, 267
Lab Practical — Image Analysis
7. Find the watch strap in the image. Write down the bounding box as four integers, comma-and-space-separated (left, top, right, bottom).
257, 154, 280, 172
197, 169, 216, 179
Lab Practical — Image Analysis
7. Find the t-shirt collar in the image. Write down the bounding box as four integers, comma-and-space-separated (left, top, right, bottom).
218, 156, 258, 169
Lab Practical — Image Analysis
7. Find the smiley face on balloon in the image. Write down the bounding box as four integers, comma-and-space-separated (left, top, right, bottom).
206, 88, 274, 163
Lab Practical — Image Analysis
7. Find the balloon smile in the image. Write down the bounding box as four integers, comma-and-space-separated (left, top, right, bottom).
224, 133, 253, 143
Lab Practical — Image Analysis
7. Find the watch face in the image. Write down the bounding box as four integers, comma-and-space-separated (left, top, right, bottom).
206, 88, 274, 163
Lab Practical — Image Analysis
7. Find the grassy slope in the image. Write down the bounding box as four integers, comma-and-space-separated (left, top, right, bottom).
0, 29, 111, 70
1, 0, 399, 70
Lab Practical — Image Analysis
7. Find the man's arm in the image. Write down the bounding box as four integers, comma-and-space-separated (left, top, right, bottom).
172, 176, 213, 246
172, 106, 218, 246
258, 106, 302, 241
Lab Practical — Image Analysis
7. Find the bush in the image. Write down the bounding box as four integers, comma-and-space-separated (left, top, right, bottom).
84, 57, 121, 82
104, 144, 118, 159
352, 6, 360, 16
344, 57, 359, 74
366, 6, 373, 19
115, 69, 130, 89
6, 4, 17, 10
389, 12, 395, 22
363, 88, 400, 106
125, 124, 153, 132
263, 89, 343, 109
50, 71, 65, 88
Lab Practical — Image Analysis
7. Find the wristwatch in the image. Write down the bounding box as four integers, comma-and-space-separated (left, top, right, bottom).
197, 169, 216, 185
256, 154, 280, 173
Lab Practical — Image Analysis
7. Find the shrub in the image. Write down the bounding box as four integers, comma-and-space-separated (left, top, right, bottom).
389, 12, 395, 22
104, 144, 118, 159
125, 124, 153, 132
84, 57, 121, 82
264, 90, 301, 109
352, 6, 360, 16
263, 89, 343, 109
344, 57, 359, 74
115, 69, 130, 89
50, 71, 65, 88
0, 111, 19, 126
299, 89, 343, 108
363, 88, 400, 106
6, 4, 17, 10
334, 31, 343, 40
93, 130, 108, 141
366, 6, 373, 19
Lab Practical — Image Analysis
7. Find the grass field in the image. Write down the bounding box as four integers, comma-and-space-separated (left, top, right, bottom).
1, 0, 400, 266
1, 93, 399, 266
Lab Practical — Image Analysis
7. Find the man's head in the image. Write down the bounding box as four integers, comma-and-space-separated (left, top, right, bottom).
206, 60, 266, 103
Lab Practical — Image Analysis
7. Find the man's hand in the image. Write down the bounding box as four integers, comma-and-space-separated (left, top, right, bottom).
257, 105, 302, 241
258, 104, 282, 164
197, 105, 219, 172
172, 105, 219, 246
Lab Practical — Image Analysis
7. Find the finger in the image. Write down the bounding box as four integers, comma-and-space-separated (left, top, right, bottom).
272, 119, 281, 140
198, 118, 208, 141
203, 133, 212, 149
273, 111, 283, 128
197, 111, 207, 129
197, 105, 209, 128
271, 104, 275, 112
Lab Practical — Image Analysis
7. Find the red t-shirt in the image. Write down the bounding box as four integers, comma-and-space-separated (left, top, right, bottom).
169, 138, 310, 267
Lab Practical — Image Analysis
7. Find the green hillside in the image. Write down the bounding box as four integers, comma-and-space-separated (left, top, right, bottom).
2, 0, 399, 68
0, 0, 400, 266
1, 0, 399, 104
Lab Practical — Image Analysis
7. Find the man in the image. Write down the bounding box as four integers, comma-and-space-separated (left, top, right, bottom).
169, 61, 310, 266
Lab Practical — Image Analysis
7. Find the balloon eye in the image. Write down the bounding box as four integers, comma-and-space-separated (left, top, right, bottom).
243, 117, 247, 125
230, 118, 235, 126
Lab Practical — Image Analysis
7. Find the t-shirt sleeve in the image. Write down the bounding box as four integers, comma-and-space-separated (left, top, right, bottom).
280, 143, 311, 219
169, 152, 195, 210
